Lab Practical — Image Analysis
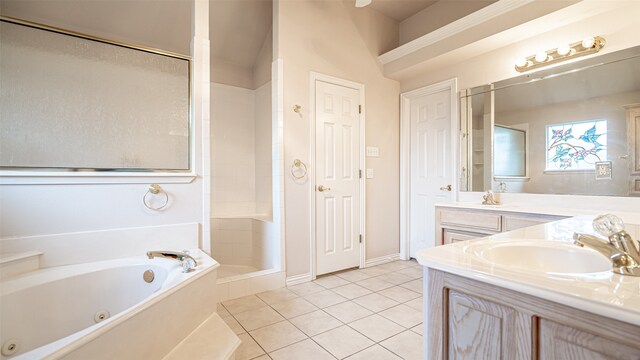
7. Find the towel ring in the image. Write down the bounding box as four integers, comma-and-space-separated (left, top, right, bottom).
143, 184, 169, 211
290, 159, 307, 179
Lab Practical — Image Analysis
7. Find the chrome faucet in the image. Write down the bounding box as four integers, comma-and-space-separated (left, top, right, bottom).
147, 250, 197, 273
573, 214, 640, 276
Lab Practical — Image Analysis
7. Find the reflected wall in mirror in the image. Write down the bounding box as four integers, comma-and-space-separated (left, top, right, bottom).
0, 18, 191, 172
460, 45, 640, 196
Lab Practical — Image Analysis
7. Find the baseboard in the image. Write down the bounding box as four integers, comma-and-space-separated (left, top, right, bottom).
285, 272, 312, 286
365, 253, 401, 267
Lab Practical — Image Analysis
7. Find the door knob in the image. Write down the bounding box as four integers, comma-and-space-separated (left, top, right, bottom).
317, 185, 331, 192
440, 184, 452, 191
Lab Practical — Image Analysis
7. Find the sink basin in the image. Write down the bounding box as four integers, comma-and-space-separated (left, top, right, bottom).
465, 240, 612, 274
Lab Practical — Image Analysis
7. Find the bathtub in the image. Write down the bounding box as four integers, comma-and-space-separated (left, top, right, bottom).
0, 249, 219, 360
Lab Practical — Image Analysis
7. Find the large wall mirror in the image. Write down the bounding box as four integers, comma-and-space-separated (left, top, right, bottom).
0, 18, 191, 172
460, 45, 640, 196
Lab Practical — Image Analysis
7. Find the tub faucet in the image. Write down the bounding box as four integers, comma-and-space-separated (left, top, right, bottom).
147, 250, 197, 273
573, 214, 640, 276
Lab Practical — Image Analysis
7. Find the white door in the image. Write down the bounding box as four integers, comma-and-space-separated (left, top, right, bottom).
315, 80, 361, 275
409, 89, 454, 257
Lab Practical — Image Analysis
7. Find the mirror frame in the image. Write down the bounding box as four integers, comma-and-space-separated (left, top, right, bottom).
0, 16, 193, 174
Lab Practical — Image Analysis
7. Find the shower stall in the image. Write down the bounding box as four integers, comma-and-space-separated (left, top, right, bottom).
209, 0, 283, 300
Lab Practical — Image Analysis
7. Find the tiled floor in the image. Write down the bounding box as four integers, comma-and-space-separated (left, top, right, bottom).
219, 260, 423, 360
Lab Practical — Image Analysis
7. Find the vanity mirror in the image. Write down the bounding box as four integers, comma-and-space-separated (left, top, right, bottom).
460, 45, 640, 196
0, 17, 191, 172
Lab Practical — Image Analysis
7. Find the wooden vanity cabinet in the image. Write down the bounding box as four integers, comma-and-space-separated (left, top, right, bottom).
426, 269, 640, 360
436, 206, 568, 245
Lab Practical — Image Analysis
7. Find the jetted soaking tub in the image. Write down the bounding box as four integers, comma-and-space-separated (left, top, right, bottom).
0, 249, 219, 359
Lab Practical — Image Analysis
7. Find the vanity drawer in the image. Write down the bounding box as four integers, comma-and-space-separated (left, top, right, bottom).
439, 209, 502, 232
502, 214, 565, 232
443, 229, 483, 244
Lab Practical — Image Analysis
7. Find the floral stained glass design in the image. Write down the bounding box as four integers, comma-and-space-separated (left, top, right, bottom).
546, 120, 607, 171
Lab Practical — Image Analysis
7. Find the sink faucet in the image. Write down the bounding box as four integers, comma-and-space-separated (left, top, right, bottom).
147, 250, 197, 273
573, 214, 640, 276
482, 190, 500, 205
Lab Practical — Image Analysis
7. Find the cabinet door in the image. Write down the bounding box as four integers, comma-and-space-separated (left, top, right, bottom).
448, 290, 517, 359
443, 229, 481, 245
539, 319, 640, 360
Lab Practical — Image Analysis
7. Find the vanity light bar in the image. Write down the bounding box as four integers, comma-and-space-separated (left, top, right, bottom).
515, 36, 606, 73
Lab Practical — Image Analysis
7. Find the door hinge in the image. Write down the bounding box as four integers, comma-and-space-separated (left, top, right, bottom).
359, 105, 362, 114
359, 169, 362, 178
359, 234, 363, 243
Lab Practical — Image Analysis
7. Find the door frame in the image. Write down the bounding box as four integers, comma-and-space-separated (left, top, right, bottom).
309, 72, 366, 279
400, 78, 458, 260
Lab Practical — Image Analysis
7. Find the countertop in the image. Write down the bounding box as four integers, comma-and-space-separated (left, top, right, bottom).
436, 202, 640, 224
417, 214, 640, 327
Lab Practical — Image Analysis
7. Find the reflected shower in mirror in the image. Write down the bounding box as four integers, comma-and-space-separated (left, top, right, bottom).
460, 45, 640, 196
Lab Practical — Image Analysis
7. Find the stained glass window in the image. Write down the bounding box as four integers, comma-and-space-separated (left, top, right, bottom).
546, 119, 607, 171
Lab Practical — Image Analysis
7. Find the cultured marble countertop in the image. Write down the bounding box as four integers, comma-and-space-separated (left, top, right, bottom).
436, 201, 640, 222
417, 214, 640, 327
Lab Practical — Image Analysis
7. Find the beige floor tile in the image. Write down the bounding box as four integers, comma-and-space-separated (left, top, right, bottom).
252, 355, 272, 360
405, 297, 423, 311
236, 333, 265, 360
335, 269, 371, 282
304, 289, 348, 308
410, 323, 423, 335
222, 314, 246, 334
257, 288, 299, 305
397, 267, 423, 279
324, 301, 373, 323
313, 325, 374, 359
314, 275, 351, 289
348, 314, 404, 342
345, 344, 402, 360
352, 293, 399, 313
376, 261, 413, 272
288, 282, 326, 296
250, 321, 307, 352
234, 306, 285, 331
399, 279, 423, 294
357, 265, 390, 277
379, 304, 423, 328
331, 283, 372, 300
380, 331, 423, 360
377, 286, 421, 303
271, 297, 318, 318
217, 303, 231, 317
289, 310, 343, 337
355, 277, 394, 292
375, 273, 413, 286
269, 339, 334, 360
222, 295, 268, 314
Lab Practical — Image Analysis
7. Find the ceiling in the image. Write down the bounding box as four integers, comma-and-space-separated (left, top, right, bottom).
368, 0, 438, 22
209, 0, 272, 69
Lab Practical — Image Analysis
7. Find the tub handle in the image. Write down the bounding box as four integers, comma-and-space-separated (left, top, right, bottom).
143, 184, 169, 211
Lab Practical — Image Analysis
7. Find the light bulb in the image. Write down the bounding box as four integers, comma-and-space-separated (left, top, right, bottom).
582, 37, 595, 49
535, 51, 548, 63
557, 44, 571, 56
515, 57, 528, 68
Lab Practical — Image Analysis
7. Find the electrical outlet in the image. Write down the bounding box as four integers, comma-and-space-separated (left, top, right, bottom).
366, 168, 374, 179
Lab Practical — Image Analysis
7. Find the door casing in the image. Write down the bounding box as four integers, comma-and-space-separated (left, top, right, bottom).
400, 78, 458, 260
309, 72, 366, 279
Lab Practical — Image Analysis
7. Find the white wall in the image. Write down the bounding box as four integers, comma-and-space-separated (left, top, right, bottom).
211, 83, 256, 216
255, 82, 273, 216
210, 82, 272, 217
277, 0, 401, 277
0, 1, 207, 248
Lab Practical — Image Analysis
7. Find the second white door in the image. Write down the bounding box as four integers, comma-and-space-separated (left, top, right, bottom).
315, 79, 361, 276
409, 88, 454, 257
